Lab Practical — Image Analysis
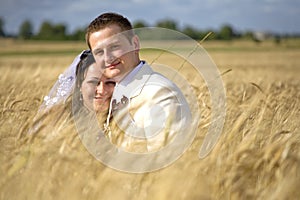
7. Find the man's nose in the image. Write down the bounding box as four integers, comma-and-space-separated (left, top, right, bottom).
96, 82, 105, 95
104, 50, 114, 64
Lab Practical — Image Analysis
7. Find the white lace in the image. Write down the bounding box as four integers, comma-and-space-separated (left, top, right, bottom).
38, 51, 85, 112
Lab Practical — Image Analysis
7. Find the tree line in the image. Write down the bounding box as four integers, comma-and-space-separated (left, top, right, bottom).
0, 17, 291, 42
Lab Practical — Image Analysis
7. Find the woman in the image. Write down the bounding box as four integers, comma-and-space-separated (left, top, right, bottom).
73, 50, 115, 126
31, 50, 115, 135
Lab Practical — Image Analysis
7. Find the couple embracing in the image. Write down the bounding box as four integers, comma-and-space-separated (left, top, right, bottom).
37, 12, 192, 154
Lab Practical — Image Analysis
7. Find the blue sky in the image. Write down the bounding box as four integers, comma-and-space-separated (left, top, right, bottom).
1, 0, 299, 35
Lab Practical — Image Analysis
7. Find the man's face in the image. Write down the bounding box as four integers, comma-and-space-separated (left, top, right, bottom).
89, 24, 140, 82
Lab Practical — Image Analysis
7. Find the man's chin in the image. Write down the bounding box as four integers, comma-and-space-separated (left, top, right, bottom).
104, 69, 120, 79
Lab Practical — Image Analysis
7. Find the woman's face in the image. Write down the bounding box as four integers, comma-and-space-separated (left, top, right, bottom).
81, 64, 115, 112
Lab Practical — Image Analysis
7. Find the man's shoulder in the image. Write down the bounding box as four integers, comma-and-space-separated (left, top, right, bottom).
127, 62, 181, 97
148, 72, 178, 90
139, 63, 173, 83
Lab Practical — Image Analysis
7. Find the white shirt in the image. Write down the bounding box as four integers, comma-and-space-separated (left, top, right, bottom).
118, 61, 145, 87
112, 61, 145, 103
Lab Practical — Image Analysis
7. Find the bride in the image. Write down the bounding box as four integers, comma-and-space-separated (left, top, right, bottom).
31, 50, 115, 135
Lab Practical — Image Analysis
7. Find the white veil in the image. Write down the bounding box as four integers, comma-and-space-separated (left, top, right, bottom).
38, 50, 86, 113
29, 50, 89, 134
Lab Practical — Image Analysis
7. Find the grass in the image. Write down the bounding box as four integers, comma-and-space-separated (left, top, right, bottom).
0, 38, 300, 200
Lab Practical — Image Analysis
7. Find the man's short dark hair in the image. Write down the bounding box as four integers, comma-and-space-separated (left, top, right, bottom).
86, 12, 134, 49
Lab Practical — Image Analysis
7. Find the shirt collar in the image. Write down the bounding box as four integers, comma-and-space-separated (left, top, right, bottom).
118, 61, 145, 87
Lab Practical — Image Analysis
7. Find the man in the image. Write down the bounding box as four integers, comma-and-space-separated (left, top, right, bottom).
86, 12, 192, 153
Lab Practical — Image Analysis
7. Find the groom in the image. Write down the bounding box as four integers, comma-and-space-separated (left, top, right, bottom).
86, 12, 192, 152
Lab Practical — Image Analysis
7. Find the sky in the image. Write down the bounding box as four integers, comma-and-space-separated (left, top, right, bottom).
1, 0, 299, 35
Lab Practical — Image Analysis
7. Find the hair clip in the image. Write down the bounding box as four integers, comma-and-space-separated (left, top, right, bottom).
80, 49, 91, 60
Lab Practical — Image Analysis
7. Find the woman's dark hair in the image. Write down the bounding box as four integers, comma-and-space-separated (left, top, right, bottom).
75, 49, 95, 88
73, 50, 95, 113
76, 50, 95, 79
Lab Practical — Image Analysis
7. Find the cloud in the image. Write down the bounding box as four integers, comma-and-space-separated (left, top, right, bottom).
0, 0, 299, 34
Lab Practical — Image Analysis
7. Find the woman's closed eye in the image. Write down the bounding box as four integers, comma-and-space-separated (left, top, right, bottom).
87, 79, 100, 86
105, 81, 116, 86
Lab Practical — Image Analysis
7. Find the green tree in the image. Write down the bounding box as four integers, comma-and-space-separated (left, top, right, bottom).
182, 25, 206, 40
37, 21, 53, 39
0, 17, 5, 37
242, 31, 254, 40
155, 19, 178, 30
218, 24, 234, 40
53, 23, 67, 40
19, 20, 33, 39
133, 20, 148, 29
70, 27, 86, 40
37, 21, 67, 40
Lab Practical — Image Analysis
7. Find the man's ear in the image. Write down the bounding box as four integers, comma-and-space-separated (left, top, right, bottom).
132, 35, 140, 51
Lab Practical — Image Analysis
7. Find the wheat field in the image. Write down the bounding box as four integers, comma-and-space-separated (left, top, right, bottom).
0, 38, 300, 200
